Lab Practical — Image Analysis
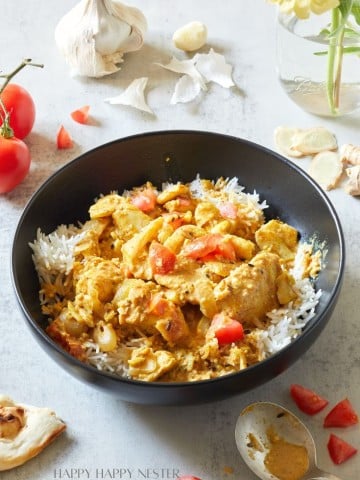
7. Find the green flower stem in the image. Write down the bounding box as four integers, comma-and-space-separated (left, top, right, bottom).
326, 8, 345, 115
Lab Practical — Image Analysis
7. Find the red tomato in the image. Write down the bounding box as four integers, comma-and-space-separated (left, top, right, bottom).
56, 125, 73, 149
149, 241, 176, 274
0, 83, 35, 139
71, 105, 90, 124
324, 398, 359, 428
131, 188, 157, 212
0, 134, 31, 193
178, 477, 201, 480
290, 384, 328, 415
327, 433, 357, 465
211, 313, 244, 346
184, 233, 236, 261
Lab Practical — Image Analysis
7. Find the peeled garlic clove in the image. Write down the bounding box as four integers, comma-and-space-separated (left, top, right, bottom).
292, 127, 337, 155
308, 151, 343, 191
274, 126, 304, 158
173, 21, 208, 52
55, 0, 147, 78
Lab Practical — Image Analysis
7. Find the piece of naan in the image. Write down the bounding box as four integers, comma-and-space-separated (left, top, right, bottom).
0, 395, 66, 471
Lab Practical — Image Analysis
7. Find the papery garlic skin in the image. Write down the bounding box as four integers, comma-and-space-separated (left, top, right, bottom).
55, 0, 147, 78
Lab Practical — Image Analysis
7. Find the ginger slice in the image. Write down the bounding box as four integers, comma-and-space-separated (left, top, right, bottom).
308, 151, 343, 191
340, 143, 360, 166
274, 126, 304, 158
344, 165, 360, 196
292, 127, 337, 155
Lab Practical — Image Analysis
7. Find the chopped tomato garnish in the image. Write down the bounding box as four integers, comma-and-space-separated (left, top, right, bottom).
56, 125, 73, 149
70, 105, 90, 124
178, 477, 202, 480
290, 384, 329, 415
131, 188, 157, 212
218, 201, 238, 219
149, 241, 176, 275
210, 313, 244, 346
148, 294, 170, 316
327, 433, 357, 465
183, 233, 236, 262
324, 398, 359, 428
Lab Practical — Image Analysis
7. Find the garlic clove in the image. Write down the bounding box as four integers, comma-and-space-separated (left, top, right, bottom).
105, 77, 154, 114
194, 49, 235, 88
173, 21, 208, 52
55, 0, 147, 78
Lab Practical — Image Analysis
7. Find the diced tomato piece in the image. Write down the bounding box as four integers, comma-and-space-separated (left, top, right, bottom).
70, 105, 90, 124
211, 313, 244, 346
131, 188, 157, 212
218, 201, 238, 220
148, 294, 169, 316
327, 434, 357, 465
290, 384, 329, 415
184, 233, 236, 261
56, 125, 73, 149
178, 477, 202, 480
149, 241, 176, 275
324, 398, 359, 428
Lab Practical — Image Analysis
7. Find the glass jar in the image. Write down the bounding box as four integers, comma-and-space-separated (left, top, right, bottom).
276, 11, 360, 117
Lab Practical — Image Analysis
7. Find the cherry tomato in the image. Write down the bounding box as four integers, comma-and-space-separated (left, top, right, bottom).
0, 83, 35, 139
149, 241, 176, 275
56, 125, 73, 149
324, 398, 359, 428
71, 105, 90, 124
131, 188, 157, 212
290, 384, 329, 415
327, 433, 357, 465
210, 313, 244, 346
0, 133, 31, 193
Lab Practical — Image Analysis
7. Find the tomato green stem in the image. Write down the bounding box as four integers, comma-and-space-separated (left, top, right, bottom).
0, 98, 14, 138
0, 58, 44, 95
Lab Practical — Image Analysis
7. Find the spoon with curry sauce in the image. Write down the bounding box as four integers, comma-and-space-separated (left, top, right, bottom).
235, 402, 342, 480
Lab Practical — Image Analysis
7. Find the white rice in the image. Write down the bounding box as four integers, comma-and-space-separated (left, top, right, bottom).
30, 177, 322, 374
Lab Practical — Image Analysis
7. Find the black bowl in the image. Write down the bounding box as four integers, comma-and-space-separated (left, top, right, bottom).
11, 131, 345, 405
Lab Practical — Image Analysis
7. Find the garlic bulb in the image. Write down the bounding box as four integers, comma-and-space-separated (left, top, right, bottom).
55, 0, 147, 77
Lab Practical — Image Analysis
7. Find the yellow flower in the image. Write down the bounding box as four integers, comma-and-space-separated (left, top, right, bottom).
267, 0, 339, 19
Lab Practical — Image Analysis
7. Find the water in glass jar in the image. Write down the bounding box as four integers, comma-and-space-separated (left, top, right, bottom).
276, 14, 360, 117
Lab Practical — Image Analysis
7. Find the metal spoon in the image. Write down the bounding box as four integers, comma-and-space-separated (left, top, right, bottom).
235, 401, 342, 480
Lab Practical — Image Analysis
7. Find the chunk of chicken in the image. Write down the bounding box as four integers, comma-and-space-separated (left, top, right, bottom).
128, 347, 177, 381
89, 194, 125, 219
69, 256, 123, 327
214, 251, 282, 327
155, 259, 217, 318
114, 278, 160, 332
255, 219, 298, 264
